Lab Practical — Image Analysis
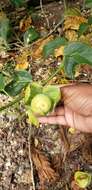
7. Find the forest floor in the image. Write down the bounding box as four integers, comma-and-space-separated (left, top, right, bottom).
0, 0, 92, 190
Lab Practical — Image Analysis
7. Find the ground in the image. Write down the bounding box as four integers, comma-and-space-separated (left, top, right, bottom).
0, 1, 92, 190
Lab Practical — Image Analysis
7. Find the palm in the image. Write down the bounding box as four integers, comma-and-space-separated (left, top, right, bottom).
39, 84, 92, 133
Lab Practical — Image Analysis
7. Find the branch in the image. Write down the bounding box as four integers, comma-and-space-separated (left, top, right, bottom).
40, 0, 50, 28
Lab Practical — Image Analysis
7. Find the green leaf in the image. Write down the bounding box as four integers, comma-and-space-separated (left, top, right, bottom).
43, 37, 67, 58
5, 70, 32, 96
43, 85, 61, 105
0, 73, 5, 91
74, 171, 92, 188
85, 0, 92, 8
0, 13, 10, 47
78, 23, 88, 37
24, 84, 31, 104
0, 18, 10, 41
64, 56, 78, 79
64, 42, 92, 64
10, 0, 25, 7
88, 16, 92, 24
24, 27, 40, 45
30, 82, 43, 100
14, 70, 32, 82
27, 108, 39, 127
64, 42, 92, 78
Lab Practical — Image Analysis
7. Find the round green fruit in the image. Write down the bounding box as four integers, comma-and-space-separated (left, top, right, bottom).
30, 94, 52, 115
74, 171, 91, 188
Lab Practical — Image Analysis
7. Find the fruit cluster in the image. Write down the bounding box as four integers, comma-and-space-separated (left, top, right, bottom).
25, 82, 61, 126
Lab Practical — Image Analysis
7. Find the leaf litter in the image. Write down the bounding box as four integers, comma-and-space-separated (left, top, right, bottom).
0, 1, 92, 190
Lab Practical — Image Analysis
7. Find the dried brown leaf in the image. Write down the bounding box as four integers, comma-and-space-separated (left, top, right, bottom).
51, 153, 62, 174
19, 16, 32, 32
31, 35, 53, 60
82, 135, 92, 164
64, 16, 87, 31
59, 127, 69, 161
32, 148, 58, 188
68, 131, 85, 152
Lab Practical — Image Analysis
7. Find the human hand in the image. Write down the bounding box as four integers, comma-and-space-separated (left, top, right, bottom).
38, 84, 92, 133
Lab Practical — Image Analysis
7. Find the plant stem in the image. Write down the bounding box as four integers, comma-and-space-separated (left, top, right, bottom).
3, 90, 10, 97
42, 62, 64, 86
63, 0, 67, 11
0, 95, 23, 112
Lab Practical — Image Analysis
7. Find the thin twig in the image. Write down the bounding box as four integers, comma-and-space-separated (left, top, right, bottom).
44, 17, 64, 39
13, 31, 24, 46
82, 0, 86, 10
0, 95, 23, 112
28, 126, 36, 190
40, 0, 50, 29
29, 17, 64, 48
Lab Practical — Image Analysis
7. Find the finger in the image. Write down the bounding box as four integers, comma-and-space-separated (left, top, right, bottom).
50, 107, 64, 116
64, 106, 92, 133
36, 107, 64, 117
56, 83, 76, 88
38, 116, 67, 125
70, 113, 92, 133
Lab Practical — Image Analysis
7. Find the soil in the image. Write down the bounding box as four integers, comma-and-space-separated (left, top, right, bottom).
0, 1, 92, 190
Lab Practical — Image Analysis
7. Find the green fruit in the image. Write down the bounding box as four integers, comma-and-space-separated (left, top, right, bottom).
74, 171, 92, 188
31, 94, 52, 115
43, 85, 61, 105
24, 27, 40, 45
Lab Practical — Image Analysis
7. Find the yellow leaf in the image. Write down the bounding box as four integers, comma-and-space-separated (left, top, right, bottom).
15, 48, 31, 70
64, 16, 87, 31
54, 45, 65, 58
31, 35, 53, 59
65, 30, 78, 41
68, 127, 76, 134
79, 33, 92, 46
27, 109, 39, 128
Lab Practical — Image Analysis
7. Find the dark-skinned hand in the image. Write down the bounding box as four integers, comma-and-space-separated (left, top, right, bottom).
38, 84, 92, 133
